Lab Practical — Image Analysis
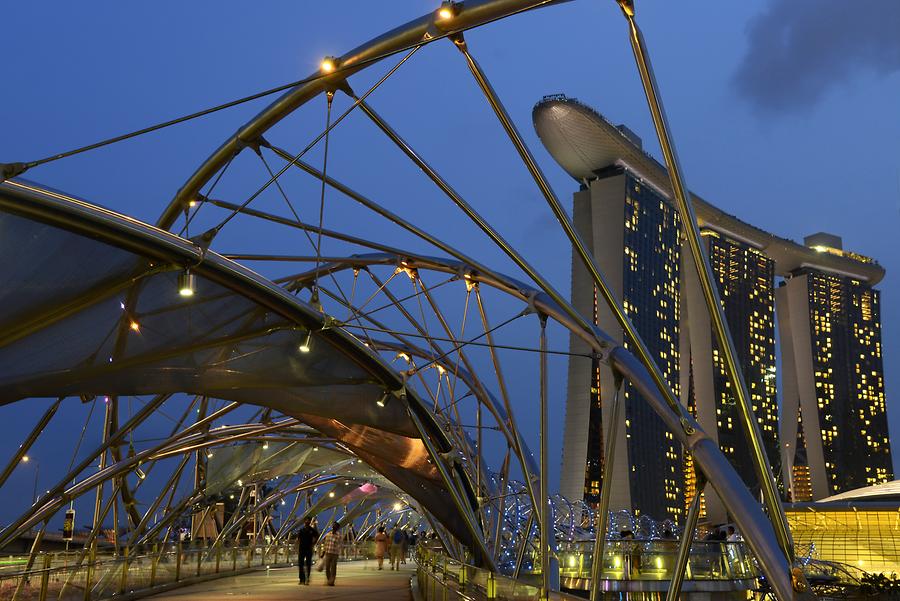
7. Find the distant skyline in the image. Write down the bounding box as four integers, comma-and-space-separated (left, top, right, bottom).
1, 0, 898, 511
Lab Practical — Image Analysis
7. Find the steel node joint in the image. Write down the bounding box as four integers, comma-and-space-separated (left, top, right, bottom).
448, 32, 467, 52
615, 0, 635, 18
0, 162, 28, 182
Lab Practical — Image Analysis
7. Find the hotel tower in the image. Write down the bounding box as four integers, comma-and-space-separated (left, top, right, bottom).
533, 95, 892, 522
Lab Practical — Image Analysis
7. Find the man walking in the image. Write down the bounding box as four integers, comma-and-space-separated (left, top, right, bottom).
389, 526, 404, 570
321, 521, 343, 586
297, 516, 319, 585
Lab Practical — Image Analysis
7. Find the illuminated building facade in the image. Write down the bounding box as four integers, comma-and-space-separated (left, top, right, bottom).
535, 96, 891, 518
562, 166, 683, 521
778, 234, 892, 499
681, 231, 779, 522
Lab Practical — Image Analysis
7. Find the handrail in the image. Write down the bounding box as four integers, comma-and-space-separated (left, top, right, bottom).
0, 541, 295, 601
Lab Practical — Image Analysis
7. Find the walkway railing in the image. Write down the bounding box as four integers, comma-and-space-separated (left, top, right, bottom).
555, 539, 758, 585
415, 546, 583, 601
0, 541, 294, 601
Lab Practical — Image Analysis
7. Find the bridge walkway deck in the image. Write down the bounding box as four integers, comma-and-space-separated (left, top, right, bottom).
144, 560, 414, 601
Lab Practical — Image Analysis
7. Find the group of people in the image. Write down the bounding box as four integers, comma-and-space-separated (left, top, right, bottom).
294, 517, 422, 586
372, 526, 416, 570
295, 516, 343, 586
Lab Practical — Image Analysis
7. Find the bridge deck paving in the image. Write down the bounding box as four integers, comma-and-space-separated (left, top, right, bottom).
144, 560, 414, 601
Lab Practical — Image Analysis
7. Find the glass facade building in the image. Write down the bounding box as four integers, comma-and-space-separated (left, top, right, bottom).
704, 232, 779, 494
620, 174, 683, 520
538, 97, 892, 520
567, 168, 683, 521
804, 271, 891, 492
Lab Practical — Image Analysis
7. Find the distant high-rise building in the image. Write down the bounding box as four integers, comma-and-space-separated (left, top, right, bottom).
563, 167, 683, 521
778, 234, 892, 498
681, 231, 779, 521
534, 95, 891, 517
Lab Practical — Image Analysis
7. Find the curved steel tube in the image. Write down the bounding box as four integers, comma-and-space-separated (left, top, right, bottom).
158, 0, 568, 230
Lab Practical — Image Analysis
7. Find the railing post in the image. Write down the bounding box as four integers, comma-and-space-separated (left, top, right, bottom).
486, 571, 497, 600
150, 543, 158, 587
175, 542, 182, 582
246, 545, 252, 568
231, 547, 237, 572
83, 542, 96, 601
38, 553, 51, 601
215, 542, 221, 574
119, 546, 129, 594
196, 543, 202, 576
441, 556, 447, 601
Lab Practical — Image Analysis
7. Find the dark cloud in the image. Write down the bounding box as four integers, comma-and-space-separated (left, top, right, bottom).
733, 0, 900, 112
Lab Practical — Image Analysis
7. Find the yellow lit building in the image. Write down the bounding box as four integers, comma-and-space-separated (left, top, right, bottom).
787, 481, 900, 575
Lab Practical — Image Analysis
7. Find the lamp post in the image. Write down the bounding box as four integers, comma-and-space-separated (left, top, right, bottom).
22, 455, 39, 504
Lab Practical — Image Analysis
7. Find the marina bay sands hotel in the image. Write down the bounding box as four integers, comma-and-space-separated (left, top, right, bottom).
533, 96, 892, 523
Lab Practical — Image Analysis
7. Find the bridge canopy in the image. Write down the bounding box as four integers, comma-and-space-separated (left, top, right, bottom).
0, 178, 480, 554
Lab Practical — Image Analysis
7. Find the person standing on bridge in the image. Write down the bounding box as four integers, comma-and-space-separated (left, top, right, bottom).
296, 516, 319, 585
389, 526, 404, 570
374, 526, 389, 570
321, 521, 344, 586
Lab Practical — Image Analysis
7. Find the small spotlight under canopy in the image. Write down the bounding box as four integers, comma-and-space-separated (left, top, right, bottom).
375, 391, 390, 408
298, 330, 313, 353
178, 270, 196, 297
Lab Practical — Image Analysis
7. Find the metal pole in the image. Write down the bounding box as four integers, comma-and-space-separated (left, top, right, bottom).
513, 509, 535, 580
538, 315, 550, 600
0, 398, 61, 489
666, 474, 704, 601
589, 374, 623, 601
614, 0, 794, 566
38, 553, 51, 601
92, 400, 113, 537
11, 521, 49, 601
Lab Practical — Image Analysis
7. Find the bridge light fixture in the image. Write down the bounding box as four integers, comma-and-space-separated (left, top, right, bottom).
375, 391, 390, 408
129, 320, 140, 332
178, 270, 196, 297
320, 56, 338, 74
437, 2, 457, 21
21, 455, 29, 463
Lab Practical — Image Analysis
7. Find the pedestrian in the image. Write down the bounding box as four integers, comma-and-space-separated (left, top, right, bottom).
321, 521, 343, 586
374, 526, 389, 570
400, 529, 409, 564
296, 516, 319, 585
390, 527, 404, 570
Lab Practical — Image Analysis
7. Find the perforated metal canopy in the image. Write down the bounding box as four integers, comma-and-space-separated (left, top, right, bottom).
0, 178, 484, 556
